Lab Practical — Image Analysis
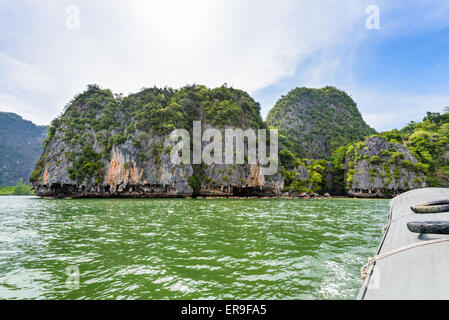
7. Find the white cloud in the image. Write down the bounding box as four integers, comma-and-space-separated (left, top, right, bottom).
1, 0, 449, 129
358, 91, 449, 131
0, 92, 44, 124
0, 0, 370, 124
0, 53, 54, 94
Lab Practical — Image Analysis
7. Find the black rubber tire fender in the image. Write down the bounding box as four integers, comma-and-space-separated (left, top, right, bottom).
407, 221, 449, 234
411, 200, 449, 214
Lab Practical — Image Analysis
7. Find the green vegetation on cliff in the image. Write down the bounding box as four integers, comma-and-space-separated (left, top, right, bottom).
279, 107, 449, 195
31, 84, 265, 185
29, 82, 448, 197
267, 86, 375, 159
377, 111, 449, 187
271, 87, 375, 195
325, 110, 449, 195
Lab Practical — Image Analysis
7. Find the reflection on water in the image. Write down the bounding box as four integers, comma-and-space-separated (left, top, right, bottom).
0, 196, 388, 299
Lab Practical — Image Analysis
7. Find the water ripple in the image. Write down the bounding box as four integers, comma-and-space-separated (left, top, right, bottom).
0, 196, 388, 299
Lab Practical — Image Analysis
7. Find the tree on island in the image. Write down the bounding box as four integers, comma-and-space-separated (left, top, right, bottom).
13, 178, 34, 195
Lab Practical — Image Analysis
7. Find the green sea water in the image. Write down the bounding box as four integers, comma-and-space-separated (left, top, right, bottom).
0, 196, 389, 299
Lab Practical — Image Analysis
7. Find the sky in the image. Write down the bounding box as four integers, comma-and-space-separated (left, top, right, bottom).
1, 0, 449, 131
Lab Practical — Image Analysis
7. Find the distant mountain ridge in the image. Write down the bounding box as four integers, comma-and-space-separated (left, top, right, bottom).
0, 112, 47, 186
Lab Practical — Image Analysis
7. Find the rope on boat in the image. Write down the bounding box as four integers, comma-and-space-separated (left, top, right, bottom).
361, 237, 449, 280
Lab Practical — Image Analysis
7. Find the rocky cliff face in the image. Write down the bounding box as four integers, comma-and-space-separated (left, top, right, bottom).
31, 85, 284, 198
30, 84, 444, 198
345, 136, 427, 197
34, 138, 284, 198
266, 86, 375, 159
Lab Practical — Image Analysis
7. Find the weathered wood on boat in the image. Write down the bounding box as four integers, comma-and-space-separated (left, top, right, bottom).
358, 188, 449, 300
407, 221, 449, 234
